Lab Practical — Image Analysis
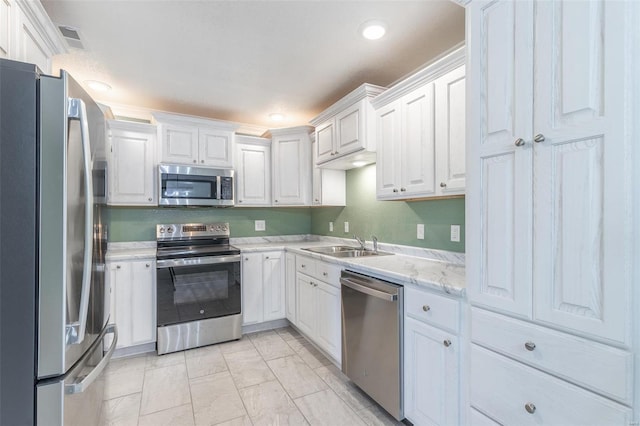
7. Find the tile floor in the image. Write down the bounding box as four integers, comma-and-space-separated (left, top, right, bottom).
99, 327, 404, 426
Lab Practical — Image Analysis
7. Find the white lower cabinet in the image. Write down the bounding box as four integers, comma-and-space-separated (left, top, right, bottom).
404, 286, 460, 426
285, 252, 297, 325
294, 254, 341, 363
241, 251, 284, 326
106, 258, 156, 349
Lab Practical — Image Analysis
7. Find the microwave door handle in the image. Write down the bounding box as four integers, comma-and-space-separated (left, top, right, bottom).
217, 175, 221, 201
65, 97, 94, 345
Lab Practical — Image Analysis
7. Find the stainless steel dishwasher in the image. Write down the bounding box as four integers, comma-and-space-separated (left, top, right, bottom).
340, 270, 404, 421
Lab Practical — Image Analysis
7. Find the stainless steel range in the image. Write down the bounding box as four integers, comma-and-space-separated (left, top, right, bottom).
156, 222, 242, 354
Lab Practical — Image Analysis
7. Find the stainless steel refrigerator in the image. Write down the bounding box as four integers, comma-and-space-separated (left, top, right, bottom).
0, 58, 117, 426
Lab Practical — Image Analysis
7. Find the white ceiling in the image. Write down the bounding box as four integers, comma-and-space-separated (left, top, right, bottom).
42, 1, 465, 132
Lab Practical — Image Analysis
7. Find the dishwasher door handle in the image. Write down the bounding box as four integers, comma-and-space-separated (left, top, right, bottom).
341, 278, 398, 302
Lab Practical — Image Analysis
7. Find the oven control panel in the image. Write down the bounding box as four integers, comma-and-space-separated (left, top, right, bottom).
157, 222, 230, 240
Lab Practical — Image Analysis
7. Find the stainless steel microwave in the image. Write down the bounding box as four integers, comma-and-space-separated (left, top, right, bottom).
158, 164, 234, 207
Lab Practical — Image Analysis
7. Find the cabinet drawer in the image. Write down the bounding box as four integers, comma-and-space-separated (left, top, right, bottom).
315, 261, 341, 287
470, 345, 631, 426
472, 308, 633, 404
296, 255, 316, 277
405, 286, 459, 333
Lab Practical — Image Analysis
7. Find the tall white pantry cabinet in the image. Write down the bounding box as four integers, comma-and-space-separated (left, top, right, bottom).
464, 0, 640, 425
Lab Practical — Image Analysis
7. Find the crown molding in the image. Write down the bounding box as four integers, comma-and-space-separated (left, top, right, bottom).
262, 125, 314, 138
16, 0, 67, 55
309, 83, 387, 126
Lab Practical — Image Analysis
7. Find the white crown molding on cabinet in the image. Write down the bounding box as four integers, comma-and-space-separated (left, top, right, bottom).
235, 134, 271, 146
151, 111, 240, 131
263, 125, 314, 138
371, 45, 465, 109
309, 83, 386, 126
16, 0, 67, 56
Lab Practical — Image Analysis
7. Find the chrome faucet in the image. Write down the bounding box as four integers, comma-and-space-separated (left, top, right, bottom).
354, 234, 366, 250
372, 235, 378, 253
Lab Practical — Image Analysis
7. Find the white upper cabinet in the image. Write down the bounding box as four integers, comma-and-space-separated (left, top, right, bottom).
310, 84, 386, 169
107, 120, 157, 206
235, 135, 271, 206
269, 126, 312, 206
0, 0, 12, 59
373, 47, 465, 200
152, 112, 237, 168
311, 134, 345, 206
467, 0, 632, 344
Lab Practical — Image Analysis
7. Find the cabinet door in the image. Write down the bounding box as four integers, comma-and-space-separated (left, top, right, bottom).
401, 83, 436, 197
376, 100, 402, 199
315, 281, 341, 362
199, 127, 233, 167
315, 121, 335, 164
0, 0, 12, 59
285, 252, 297, 325
335, 102, 363, 157
108, 124, 156, 205
404, 317, 459, 426
242, 253, 263, 325
129, 260, 156, 346
236, 143, 271, 206
160, 123, 199, 164
272, 133, 310, 206
263, 252, 285, 322
15, 9, 51, 73
532, 0, 629, 344
296, 273, 315, 338
435, 65, 466, 195
109, 263, 131, 349
466, 0, 533, 318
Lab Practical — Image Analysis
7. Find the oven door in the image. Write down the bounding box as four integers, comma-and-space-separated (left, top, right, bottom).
156, 255, 241, 327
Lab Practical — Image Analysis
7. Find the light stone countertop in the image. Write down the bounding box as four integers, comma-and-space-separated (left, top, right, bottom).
106, 241, 156, 261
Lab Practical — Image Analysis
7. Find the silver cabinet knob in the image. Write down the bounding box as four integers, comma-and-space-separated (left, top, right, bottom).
314, 283, 318, 287
422, 305, 431, 312
524, 341, 536, 351
525, 403, 536, 414
323, 272, 328, 277
334, 151, 339, 155
274, 199, 278, 203
514, 138, 526, 147
116, 265, 121, 269
201, 160, 204, 163
265, 256, 269, 259
148, 197, 152, 202
443, 339, 451, 347
534, 134, 545, 143
145, 263, 150, 268
238, 200, 243, 203
400, 187, 406, 192
440, 182, 447, 188
193, 159, 197, 163
244, 257, 249, 261
301, 264, 306, 268
393, 188, 399, 193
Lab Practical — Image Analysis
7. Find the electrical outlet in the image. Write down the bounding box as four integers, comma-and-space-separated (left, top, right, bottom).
344, 222, 349, 233
450, 225, 460, 242
255, 220, 266, 231
417, 224, 425, 240
329, 222, 334, 232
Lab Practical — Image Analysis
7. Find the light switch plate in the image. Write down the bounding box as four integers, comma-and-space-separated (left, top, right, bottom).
329, 222, 334, 232
450, 225, 460, 242
417, 224, 425, 240
344, 222, 349, 233
255, 220, 266, 231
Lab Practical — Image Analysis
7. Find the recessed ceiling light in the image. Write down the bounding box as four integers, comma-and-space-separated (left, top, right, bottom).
352, 161, 368, 168
269, 112, 285, 122
85, 80, 112, 92
360, 20, 387, 40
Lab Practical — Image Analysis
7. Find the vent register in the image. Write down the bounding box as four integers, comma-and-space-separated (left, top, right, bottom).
57, 26, 84, 50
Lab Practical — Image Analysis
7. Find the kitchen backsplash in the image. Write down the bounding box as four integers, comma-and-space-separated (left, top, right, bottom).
310, 164, 465, 252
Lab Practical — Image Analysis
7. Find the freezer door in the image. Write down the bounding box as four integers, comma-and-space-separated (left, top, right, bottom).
37, 324, 117, 426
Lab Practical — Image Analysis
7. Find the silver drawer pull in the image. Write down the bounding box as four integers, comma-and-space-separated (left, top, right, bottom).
514, 138, 526, 147
422, 305, 431, 312
443, 339, 451, 347
534, 134, 545, 143
524, 341, 536, 351
525, 403, 536, 414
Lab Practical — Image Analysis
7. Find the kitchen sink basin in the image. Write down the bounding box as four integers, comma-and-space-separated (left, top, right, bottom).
303, 246, 393, 258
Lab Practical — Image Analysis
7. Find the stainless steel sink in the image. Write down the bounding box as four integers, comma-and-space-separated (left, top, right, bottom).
303, 246, 393, 258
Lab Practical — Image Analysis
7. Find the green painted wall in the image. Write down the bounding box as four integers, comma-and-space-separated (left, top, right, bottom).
310, 164, 465, 252
107, 206, 311, 242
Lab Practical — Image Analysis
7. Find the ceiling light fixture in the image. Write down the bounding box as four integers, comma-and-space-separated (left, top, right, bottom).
85, 80, 112, 92
360, 20, 387, 40
269, 112, 285, 122
352, 161, 368, 168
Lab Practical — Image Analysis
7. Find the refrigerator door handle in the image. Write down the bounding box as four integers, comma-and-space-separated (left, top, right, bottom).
65, 97, 94, 345
65, 324, 117, 395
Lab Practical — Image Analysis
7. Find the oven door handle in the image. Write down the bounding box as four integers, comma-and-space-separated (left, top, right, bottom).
157, 254, 241, 268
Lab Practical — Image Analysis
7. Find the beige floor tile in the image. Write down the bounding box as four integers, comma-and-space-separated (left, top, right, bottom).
139, 363, 191, 415
185, 344, 228, 379
267, 355, 327, 399
99, 393, 140, 426
105, 355, 147, 374
213, 415, 253, 426
275, 327, 301, 342
314, 365, 373, 412
285, 336, 309, 353
251, 331, 296, 361
224, 348, 275, 389
295, 342, 332, 369
239, 380, 308, 426
138, 404, 195, 426
190, 371, 247, 426
103, 358, 146, 401
294, 389, 366, 426
218, 337, 255, 355
146, 350, 185, 370
356, 405, 403, 426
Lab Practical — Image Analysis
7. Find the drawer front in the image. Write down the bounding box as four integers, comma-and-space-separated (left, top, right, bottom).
405, 286, 460, 333
472, 308, 632, 404
470, 345, 631, 426
469, 408, 501, 426
315, 261, 341, 287
296, 255, 316, 277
